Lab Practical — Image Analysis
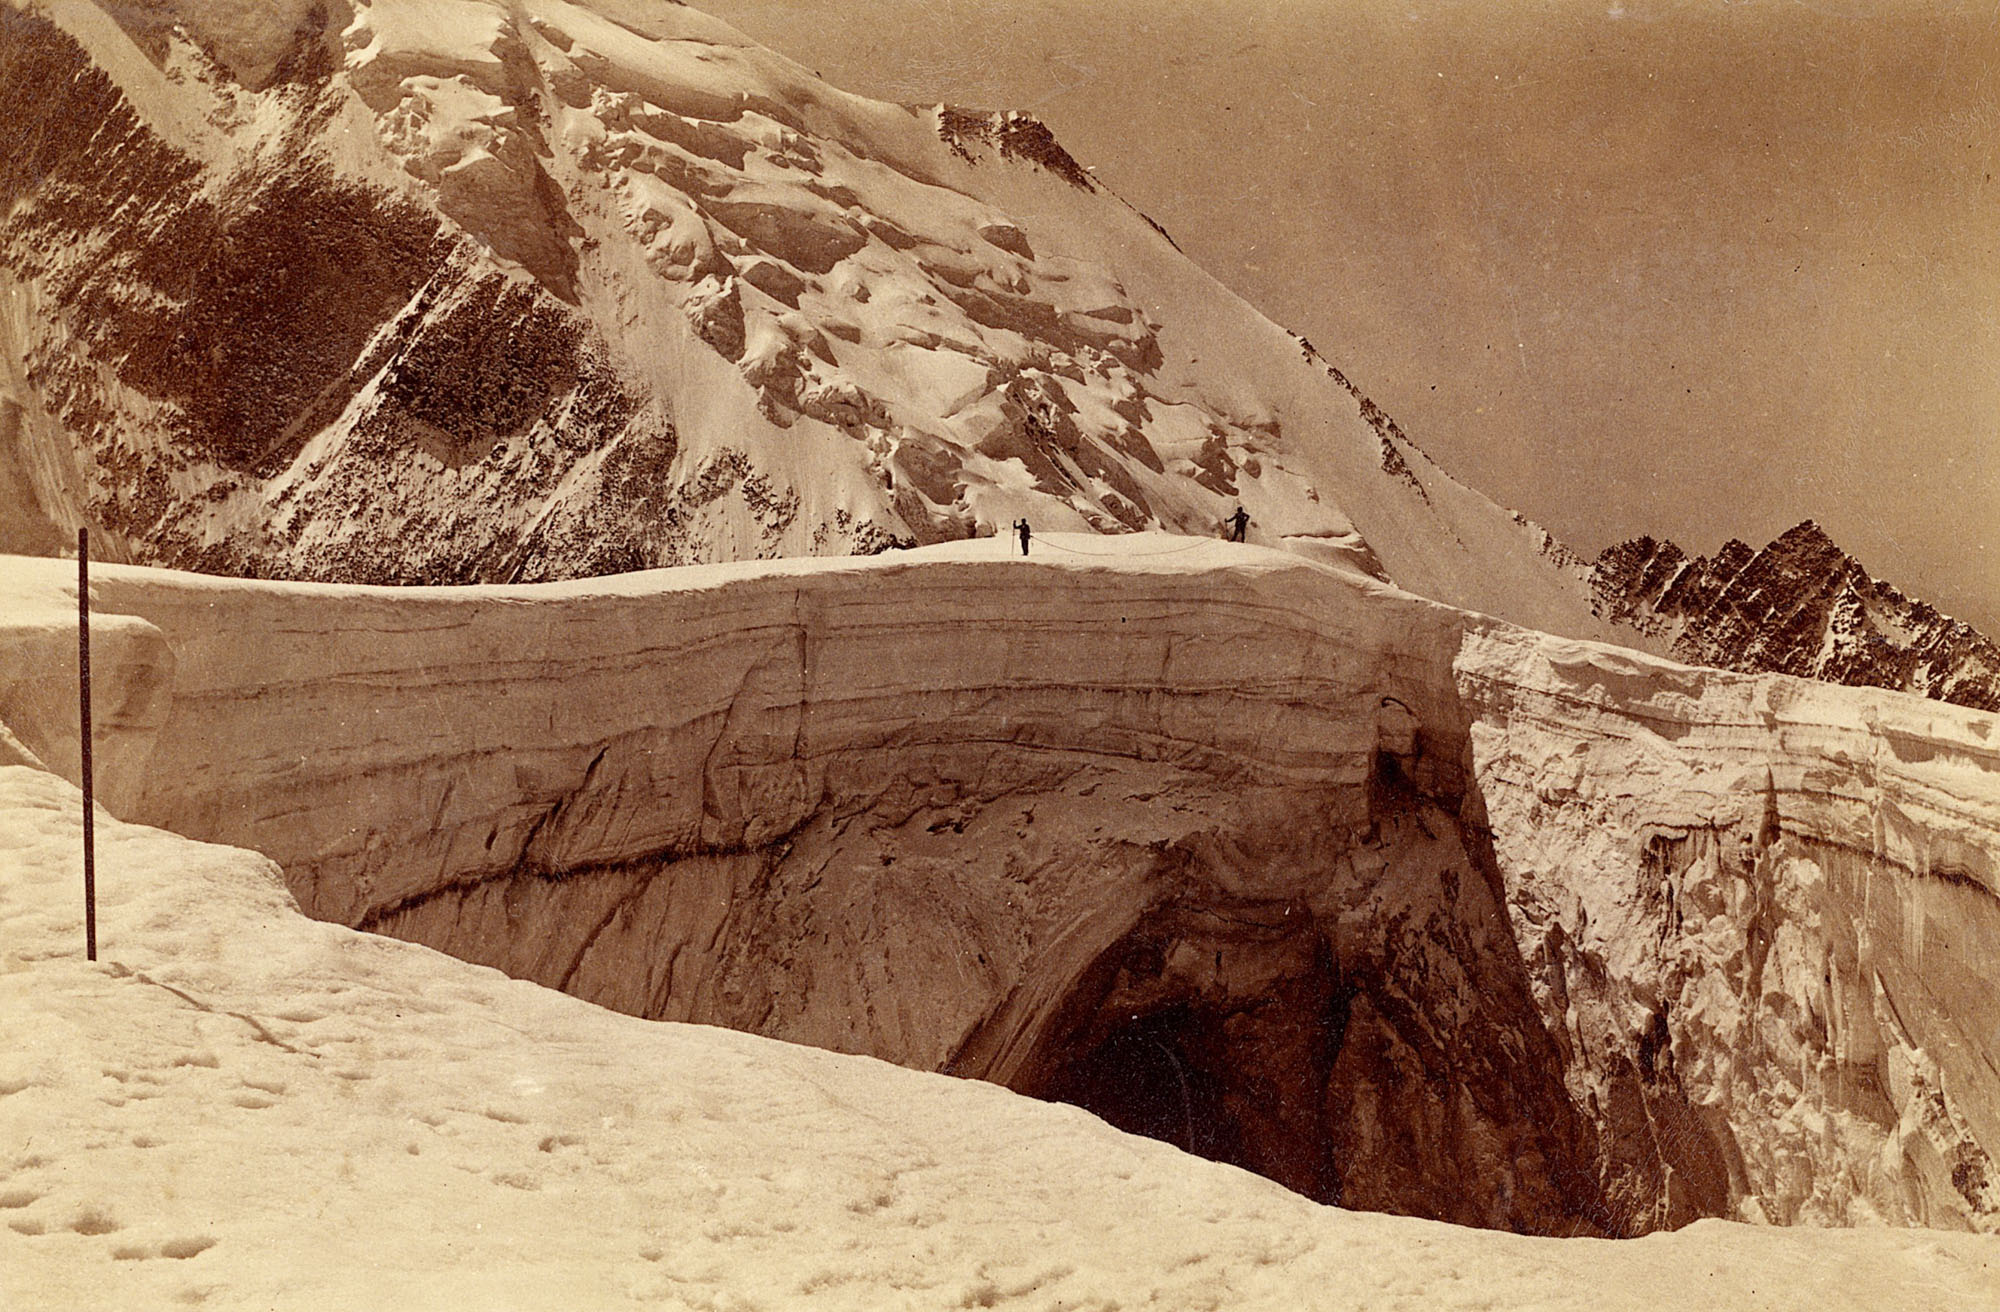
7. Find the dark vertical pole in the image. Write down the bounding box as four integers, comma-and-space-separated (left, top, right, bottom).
78, 526, 95, 962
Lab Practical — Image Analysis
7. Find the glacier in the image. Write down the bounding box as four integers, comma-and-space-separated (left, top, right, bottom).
5, 538, 1994, 1238
2, 0, 1998, 1302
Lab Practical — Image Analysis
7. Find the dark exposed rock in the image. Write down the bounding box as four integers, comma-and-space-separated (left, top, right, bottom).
1291, 335, 1434, 505
938, 106, 1096, 190
370, 272, 616, 454
1592, 521, 2000, 711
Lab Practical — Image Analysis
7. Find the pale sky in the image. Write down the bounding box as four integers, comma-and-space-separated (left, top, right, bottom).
702, 0, 2000, 634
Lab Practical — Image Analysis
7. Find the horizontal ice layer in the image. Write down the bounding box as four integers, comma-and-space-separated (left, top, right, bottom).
2, 537, 1996, 1234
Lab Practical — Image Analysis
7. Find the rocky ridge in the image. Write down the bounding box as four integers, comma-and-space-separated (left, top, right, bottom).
1593, 521, 2000, 712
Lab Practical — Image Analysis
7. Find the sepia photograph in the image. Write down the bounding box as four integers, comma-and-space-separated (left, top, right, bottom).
1, 0, 1997, 1306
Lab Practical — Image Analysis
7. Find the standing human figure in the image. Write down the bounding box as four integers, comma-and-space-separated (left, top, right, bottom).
1229, 505, 1250, 542
1015, 518, 1032, 556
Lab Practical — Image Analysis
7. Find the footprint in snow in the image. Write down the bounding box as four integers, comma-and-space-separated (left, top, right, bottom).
111, 1237, 218, 1261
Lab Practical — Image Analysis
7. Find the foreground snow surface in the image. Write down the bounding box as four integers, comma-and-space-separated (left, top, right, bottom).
3, 766, 1997, 1309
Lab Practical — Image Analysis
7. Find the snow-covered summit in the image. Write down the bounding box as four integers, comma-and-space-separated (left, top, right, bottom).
0, 0, 1616, 641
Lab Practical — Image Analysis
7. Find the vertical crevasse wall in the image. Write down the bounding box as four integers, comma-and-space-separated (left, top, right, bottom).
1457, 629, 2000, 1231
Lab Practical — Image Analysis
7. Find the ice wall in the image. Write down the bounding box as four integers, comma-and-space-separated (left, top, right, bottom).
1460, 630, 2000, 1229
2, 539, 1994, 1234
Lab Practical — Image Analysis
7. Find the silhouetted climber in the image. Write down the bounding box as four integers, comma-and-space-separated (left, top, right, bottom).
1015, 518, 1032, 556
1228, 506, 1250, 543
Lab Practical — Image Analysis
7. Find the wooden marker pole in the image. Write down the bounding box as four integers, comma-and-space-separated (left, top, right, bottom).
78, 527, 95, 962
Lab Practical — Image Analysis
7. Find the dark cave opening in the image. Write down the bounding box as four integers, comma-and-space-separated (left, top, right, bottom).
1039, 1006, 1242, 1166
1031, 963, 1355, 1207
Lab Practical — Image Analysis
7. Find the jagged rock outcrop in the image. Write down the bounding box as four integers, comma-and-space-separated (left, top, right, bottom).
0, 0, 1627, 646
5, 540, 1994, 1236
1592, 522, 2000, 711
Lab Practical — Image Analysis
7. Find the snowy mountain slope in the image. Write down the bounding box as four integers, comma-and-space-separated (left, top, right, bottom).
6, 539, 1997, 1235
0, 0, 1619, 640
7, 764, 1998, 1310
1593, 522, 2000, 712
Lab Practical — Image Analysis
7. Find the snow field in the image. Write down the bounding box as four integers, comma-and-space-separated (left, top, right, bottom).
0, 742, 1995, 1306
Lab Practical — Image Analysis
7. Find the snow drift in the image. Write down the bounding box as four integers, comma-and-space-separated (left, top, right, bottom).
7, 765, 1997, 1309
5, 540, 1996, 1237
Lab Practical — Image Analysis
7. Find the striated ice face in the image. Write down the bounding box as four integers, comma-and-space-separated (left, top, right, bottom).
7, 539, 1995, 1236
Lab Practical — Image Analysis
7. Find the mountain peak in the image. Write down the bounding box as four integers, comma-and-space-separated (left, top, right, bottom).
0, 0, 1620, 642
937, 105, 1095, 190
1591, 522, 2000, 710
1770, 519, 1839, 553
